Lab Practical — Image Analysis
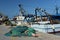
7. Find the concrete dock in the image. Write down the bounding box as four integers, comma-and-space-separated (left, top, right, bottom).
0, 25, 60, 40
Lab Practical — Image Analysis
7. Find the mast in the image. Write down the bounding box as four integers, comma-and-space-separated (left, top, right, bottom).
55, 0, 59, 15
55, 6, 59, 15
18, 4, 25, 16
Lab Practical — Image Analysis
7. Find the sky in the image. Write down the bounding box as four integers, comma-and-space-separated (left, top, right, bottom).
0, 0, 60, 18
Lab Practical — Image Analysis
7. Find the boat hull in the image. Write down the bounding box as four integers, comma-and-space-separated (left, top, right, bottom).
31, 24, 60, 33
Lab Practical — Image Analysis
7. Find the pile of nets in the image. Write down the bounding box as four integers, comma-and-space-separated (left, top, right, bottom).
5, 26, 36, 37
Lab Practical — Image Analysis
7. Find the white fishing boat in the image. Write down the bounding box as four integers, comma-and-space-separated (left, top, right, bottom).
30, 7, 60, 33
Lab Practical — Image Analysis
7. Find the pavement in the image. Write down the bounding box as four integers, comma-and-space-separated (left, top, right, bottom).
0, 25, 60, 40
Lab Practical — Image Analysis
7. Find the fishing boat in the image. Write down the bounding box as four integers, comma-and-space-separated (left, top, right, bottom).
14, 4, 60, 33
30, 7, 60, 33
